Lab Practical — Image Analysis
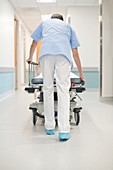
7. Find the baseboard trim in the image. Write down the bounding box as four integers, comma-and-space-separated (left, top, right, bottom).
100, 97, 113, 102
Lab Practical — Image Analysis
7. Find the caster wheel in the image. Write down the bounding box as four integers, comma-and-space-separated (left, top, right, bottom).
55, 119, 58, 126
74, 112, 80, 125
32, 109, 37, 125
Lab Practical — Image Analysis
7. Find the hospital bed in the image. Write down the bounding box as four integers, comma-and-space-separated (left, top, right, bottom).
25, 62, 86, 126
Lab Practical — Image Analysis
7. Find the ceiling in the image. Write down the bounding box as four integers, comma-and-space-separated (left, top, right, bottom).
9, 0, 99, 32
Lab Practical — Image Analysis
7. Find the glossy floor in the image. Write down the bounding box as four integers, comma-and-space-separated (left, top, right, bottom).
0, 89, 113, 170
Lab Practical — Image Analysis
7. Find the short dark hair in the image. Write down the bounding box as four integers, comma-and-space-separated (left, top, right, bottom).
51, 14, 64, 21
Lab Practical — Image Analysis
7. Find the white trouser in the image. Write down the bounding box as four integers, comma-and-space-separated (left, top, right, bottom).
40, 55, 71, 133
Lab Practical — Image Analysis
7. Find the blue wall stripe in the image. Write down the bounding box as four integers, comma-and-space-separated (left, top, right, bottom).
0, 72, 15, 94
0, 70, 99, 95
26, 70, 99, 89
72, 71, 99, 88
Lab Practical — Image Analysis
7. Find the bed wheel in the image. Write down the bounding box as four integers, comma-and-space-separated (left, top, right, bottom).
73, 107, 82, 125
32, 109, 37, 125
74, 112, 80, 125
55, 119, 58, 126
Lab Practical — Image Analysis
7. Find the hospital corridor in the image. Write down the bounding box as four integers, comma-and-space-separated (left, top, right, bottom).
0, 0, 113, 170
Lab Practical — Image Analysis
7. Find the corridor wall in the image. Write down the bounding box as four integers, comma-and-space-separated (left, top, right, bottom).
0, 0, 14, 96
67, 7, 99, 89
100, 0, 113, 98
0, 0, 32, 98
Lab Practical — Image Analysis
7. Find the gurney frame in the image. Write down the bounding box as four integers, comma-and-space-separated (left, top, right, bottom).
25, 62, 86, 126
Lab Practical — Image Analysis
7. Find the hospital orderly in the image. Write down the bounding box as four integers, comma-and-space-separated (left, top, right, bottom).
26, 14, 84, 141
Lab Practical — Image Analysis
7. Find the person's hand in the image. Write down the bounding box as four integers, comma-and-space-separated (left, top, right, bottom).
26, 57, 32, 63
80, 75, 85, 85
80, 75, 85, 82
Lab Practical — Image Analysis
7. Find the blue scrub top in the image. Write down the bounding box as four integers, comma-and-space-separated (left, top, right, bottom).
31, 18, 80, 67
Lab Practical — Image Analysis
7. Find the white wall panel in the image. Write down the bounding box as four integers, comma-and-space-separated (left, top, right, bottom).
67, 7, 99, 68
0, 0, 14, 67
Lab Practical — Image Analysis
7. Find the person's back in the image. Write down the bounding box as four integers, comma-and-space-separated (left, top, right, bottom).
40, 19, 71, 60
32, 18, 80, 66
42, 19, 71, 43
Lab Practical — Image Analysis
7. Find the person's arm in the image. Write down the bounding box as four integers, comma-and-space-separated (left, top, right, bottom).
72, 48, 85, 81
26, 40, 37, 62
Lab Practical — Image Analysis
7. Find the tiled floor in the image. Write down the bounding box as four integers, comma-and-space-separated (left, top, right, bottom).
0, 89, 113, 170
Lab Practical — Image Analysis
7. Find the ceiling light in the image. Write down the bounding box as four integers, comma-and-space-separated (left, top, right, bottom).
37, 0, 56, 3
